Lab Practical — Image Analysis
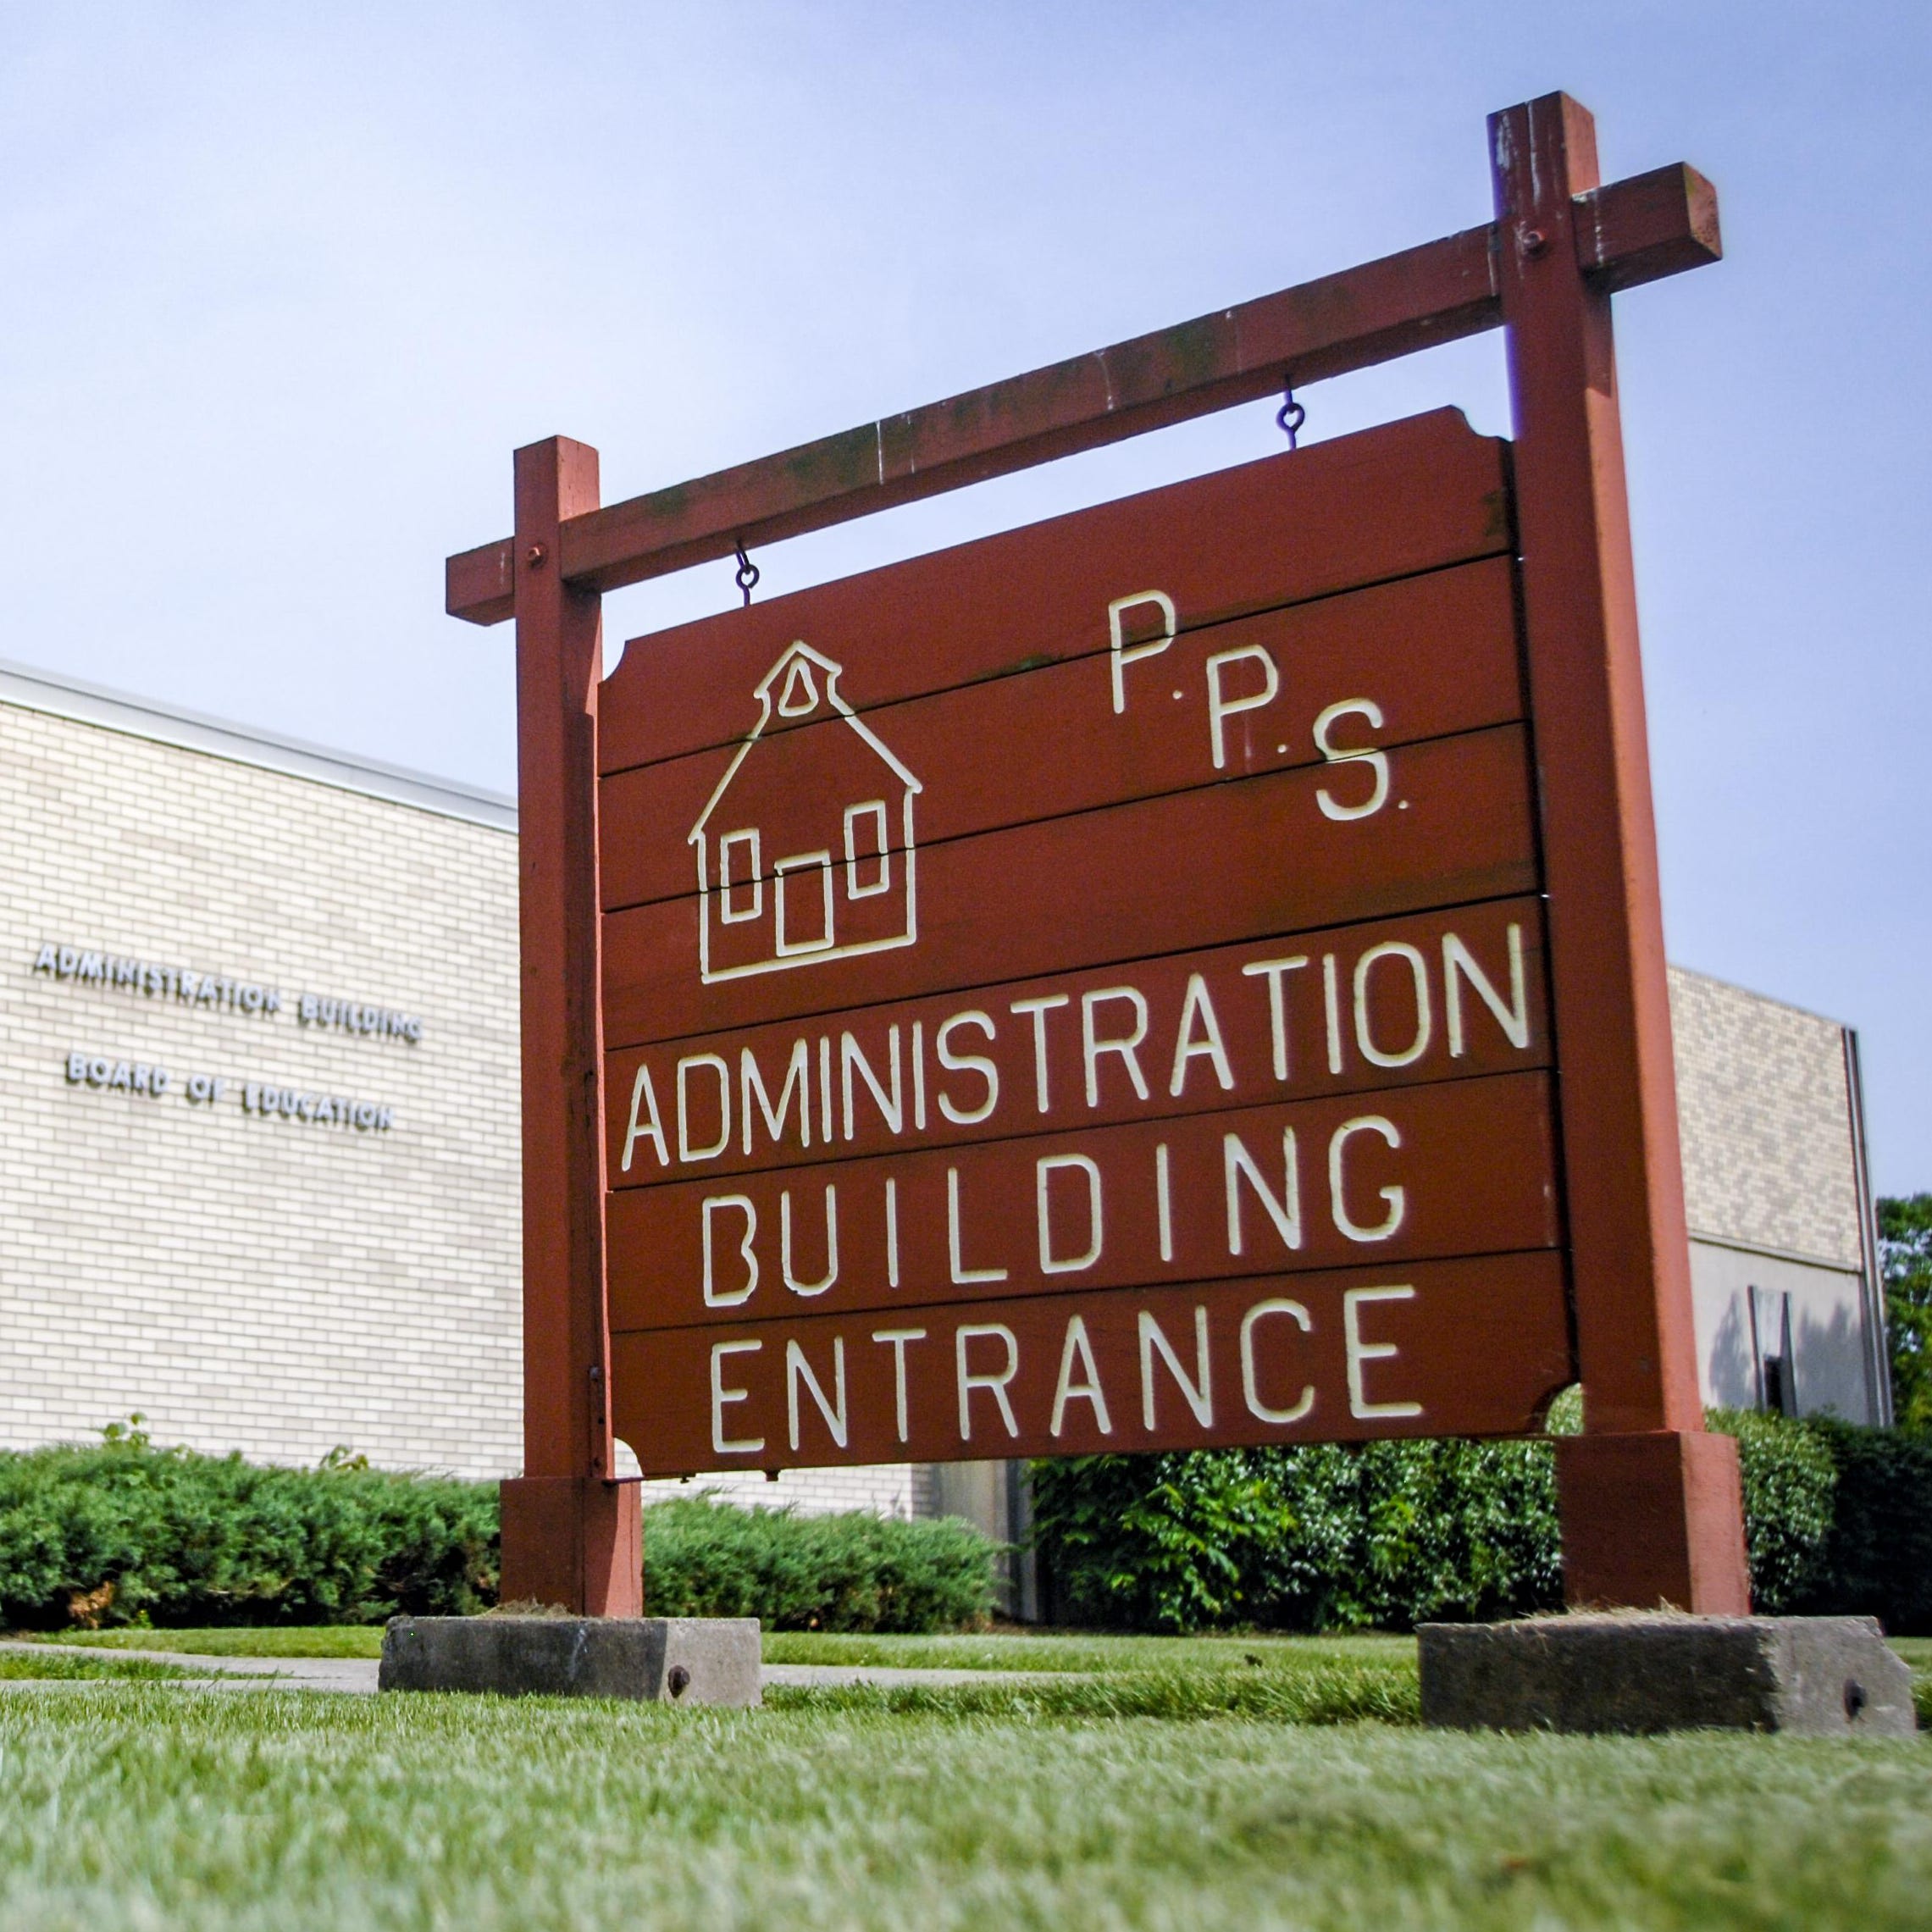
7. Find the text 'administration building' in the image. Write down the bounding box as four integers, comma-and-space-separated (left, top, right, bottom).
0, 660, 521, 1476
0, 661, 1890, 1496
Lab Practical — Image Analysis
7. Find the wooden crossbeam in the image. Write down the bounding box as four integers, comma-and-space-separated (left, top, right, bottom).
447, 162, 1717, 625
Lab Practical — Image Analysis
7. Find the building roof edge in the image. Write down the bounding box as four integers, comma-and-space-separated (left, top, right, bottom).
0, 656, 518, 833
1666, 960, 1850, 1034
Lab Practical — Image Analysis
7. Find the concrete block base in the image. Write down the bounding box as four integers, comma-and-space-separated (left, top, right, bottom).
1420, 1614, 1915, 1735
379, 1616, 761, 1706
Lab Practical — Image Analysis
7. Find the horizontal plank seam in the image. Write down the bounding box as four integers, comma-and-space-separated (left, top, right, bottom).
599, 715, 1536, 918
606, 1060, 1557, 1193
601, 883, 1548, 1054
597, 546, 1516, 782
607, 1243, 1569, 1339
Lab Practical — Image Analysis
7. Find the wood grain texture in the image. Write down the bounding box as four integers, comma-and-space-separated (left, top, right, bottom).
456, 257, 1501, 626
595, 412, 1510, 776
1493, 97, 1701, 1439
505, 437, 639, 1617
512, 438, 614, 1490
610, 1250, 1573, 1473
603, 722, 1538, 1049
448, 163, 1719, 626
1493, 91, 1748, 1610
606, 896, 1550, 1188
607, 1070, 1558, 1333
600, 556, 1523, 914
1574, 163, 1721, 295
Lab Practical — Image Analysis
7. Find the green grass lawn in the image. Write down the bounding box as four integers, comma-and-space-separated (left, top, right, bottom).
760, 1628, 1405, 1671
0, 1684, 1924, 1929
28, 1627, 1422, 1720
30, 1625, 388, 1658
34, 1624, 1932, 1702
24, 1626, 1404, 1669
0, 1650, 207, 1681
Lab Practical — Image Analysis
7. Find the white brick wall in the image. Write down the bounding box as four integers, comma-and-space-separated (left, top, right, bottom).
0, 698, 523, 1475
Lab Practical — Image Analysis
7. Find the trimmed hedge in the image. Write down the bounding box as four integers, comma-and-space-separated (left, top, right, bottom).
1716, 1406, 1837, 1612
0, 1425, 999, 1633
0, 1427, 496, 1629
1031, 1440, 1559, 1635
641, 1496, 997, 1631
1795, 1420, 1932, 1634
7, 1411, 1913, 1636
1031, 1408, 1929, 1634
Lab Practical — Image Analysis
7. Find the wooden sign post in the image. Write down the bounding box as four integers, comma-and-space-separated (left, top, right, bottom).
453, 93, 1749, 1619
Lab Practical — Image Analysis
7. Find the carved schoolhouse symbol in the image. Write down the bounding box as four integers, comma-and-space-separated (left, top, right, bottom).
689, 642, 922, 984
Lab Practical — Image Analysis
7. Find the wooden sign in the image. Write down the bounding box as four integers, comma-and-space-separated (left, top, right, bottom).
453, 92, 1753, 1619
596, 418, 1569, 1471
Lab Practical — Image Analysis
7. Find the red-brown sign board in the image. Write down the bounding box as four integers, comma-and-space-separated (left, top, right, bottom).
460, 96, 1752, 1616
598, 412, 1573, 1476
611, 1254, 1571, 1468
594, 411, 1511, 776
611, 1072, 1558, 1327
606, 895, 1552, 1186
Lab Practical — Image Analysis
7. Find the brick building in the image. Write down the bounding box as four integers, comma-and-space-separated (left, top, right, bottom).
0, 659, 1890, 1510
1670, 966, 1889, 1425
0, 659, 523, 1478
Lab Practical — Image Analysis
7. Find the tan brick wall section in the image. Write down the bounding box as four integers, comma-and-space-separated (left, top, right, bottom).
1668, 965, 1863, 1270
0, 700, 523, 1475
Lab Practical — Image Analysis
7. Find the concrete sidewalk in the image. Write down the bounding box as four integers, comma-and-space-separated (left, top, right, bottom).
0, 1640, 379, 1692
0, 1640, 1080, 1697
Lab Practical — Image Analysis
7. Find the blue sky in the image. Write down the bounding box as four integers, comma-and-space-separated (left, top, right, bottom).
3, 3, 1927, 1188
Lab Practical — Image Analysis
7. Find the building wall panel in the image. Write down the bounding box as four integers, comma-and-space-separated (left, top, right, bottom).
0, 700, 522, 1475
1668, 965, 1863, 1269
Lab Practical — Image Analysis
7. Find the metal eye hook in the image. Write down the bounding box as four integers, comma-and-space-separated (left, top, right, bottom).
1276, 382, 1306, 450
733, 539, 760, 607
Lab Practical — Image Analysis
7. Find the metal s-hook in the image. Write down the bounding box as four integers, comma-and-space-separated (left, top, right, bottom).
1276, 381, 1306, 450
733, 538, 760, 607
